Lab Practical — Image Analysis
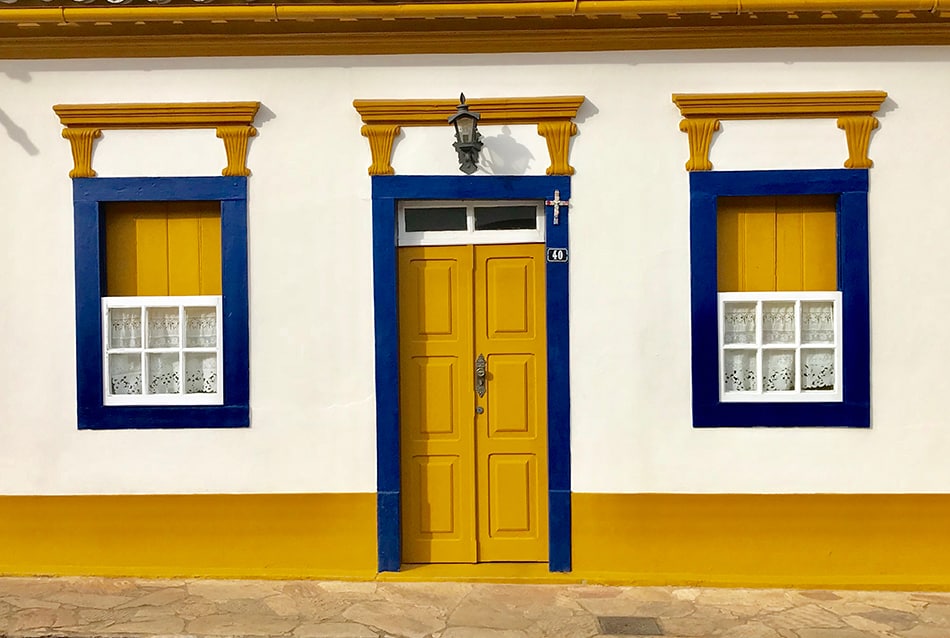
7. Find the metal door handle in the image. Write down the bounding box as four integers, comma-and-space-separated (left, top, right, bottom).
475, 353, 486, 397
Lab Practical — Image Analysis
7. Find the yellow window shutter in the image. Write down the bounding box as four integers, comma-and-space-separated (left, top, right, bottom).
717, 195, 836, 292
104, 201, 222, 296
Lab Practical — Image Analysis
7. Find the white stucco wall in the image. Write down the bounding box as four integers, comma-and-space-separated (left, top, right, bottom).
0, 47, 947, 495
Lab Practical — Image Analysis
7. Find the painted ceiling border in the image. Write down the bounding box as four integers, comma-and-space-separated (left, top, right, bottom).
672, 91, 887, 171
53, 102, 261, 178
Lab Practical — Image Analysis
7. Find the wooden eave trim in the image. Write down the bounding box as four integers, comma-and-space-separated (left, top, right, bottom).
53, 102, 261, 178
672, 91, 888, 120
53, 102, 260, 129
672, 90, 887, 171
353, 97, 585, 127
6, 1, 950, 25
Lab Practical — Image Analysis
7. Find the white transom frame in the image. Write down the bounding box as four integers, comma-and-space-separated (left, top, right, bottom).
397, 199, 545, 246
718, 290, 843, 403
102, 295, 224, 406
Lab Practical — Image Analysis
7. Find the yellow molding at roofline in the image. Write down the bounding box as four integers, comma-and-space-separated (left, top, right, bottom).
52, 102, 260, 178
7, 1, 950, 25
672, 91, 887, 171
353, 97, 585, 176
4, 23, 950, 59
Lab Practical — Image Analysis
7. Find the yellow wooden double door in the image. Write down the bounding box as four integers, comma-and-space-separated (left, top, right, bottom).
398, 243, 548, 563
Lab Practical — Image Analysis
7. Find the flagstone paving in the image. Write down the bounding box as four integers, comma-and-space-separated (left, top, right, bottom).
0, 577, 948, 638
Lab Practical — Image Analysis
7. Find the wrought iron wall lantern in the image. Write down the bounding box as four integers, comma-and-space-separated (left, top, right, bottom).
448, 93, 483, 175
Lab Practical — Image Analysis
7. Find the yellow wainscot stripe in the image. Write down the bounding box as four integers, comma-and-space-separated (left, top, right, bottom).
572, 493, 950, 591
5, 491, 950, 590
0, 494, 377, 579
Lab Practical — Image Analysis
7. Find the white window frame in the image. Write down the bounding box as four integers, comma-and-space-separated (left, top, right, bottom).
397, 200, 545, 246
102, 295, 223, 406
718, 291, 843, 403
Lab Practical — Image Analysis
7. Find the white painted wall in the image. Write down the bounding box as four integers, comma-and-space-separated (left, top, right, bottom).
0, 47, 947, 494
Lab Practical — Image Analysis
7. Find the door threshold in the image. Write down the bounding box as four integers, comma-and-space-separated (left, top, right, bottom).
377, 562, 577, 583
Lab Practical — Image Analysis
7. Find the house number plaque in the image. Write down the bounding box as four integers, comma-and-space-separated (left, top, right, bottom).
546, 248, 569, 263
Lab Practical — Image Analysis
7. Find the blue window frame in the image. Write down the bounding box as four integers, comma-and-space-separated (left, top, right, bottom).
690, 169, 870, 428
74, 177, 249, 430
372, 175, 572, 573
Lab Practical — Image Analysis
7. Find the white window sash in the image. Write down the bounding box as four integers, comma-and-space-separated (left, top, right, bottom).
718, 291, 843, 403
102, 295, 224, 406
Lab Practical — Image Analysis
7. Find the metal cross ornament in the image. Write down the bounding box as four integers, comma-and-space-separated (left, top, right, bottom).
545, 190, 569, 225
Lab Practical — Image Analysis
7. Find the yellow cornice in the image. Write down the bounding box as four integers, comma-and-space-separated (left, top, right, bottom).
53, 102, 260, 177
672, 91, 888, 120
353, 97, 585, 127
5, 2, 950, 58
353, 96, 584, 176
672, 91, 887, 171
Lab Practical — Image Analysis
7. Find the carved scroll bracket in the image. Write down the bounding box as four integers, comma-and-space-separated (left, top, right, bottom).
672, 91, 887, 171
216, 125, 258, 177
837, 115, 879, 169
53, 102, 261, 178
353, 96, 585, 176
678, 118, 720, 172
537, 120, 578, 176
361, 124, 401, 176
61, 127, 102, 178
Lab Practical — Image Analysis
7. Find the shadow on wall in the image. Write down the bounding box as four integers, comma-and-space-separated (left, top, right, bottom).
481, 126, 534, 175
0, 110, 39, 156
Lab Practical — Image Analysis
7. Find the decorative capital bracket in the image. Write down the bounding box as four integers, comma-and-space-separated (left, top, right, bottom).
353, 96, 584, 176
672, 91, 887, 171
53, 102, 260, 178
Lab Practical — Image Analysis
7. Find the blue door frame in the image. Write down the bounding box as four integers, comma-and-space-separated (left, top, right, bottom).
372, 175, 572, 572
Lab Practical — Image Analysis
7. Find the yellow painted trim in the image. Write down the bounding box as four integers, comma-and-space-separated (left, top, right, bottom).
572, 493, 950, 590
5, 23, 950, 59
361, 124, 400, 176
672, 91, 887, 171
352, 96, 584, 175
7, 1, 950, 25
53, 102, 261, 178
0, 494, 376, 579
61, 127, 101, 178
5, 492, 950, 590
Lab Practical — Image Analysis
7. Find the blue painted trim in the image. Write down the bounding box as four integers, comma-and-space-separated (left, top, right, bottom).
73, 177, 250, 430
372, 175, 572, 572
689, 169, 871, 428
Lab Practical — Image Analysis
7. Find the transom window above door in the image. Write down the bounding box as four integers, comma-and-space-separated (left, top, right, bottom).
398, 201, 544, 246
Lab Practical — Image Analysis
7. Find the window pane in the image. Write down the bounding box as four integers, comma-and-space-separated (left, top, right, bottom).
762, 302, 795, 344
185, 307, 217, 347
723, 350, 757, 392
109, 307, 142, 349
147, 353, 180, 394
185, 353, 218, 394
147, 307, 180, 348
802, 349, 835, 391
474, 205, 537, 230
109, 353, 142, 395
801, 302, 834, 344
763, 350, 795, 392
404, 207, 467, 232
723, 302, 756, 344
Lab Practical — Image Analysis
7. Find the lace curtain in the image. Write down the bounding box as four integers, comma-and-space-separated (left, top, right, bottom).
722, 298, 836, 393
107, 303, 218, 396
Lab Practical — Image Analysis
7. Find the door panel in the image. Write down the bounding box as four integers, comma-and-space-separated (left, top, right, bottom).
399, 242, 547, 564
475, 244, 548, 562
399, 246, 476, 563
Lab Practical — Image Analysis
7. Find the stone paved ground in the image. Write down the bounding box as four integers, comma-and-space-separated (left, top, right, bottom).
0, 576, 949, 638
